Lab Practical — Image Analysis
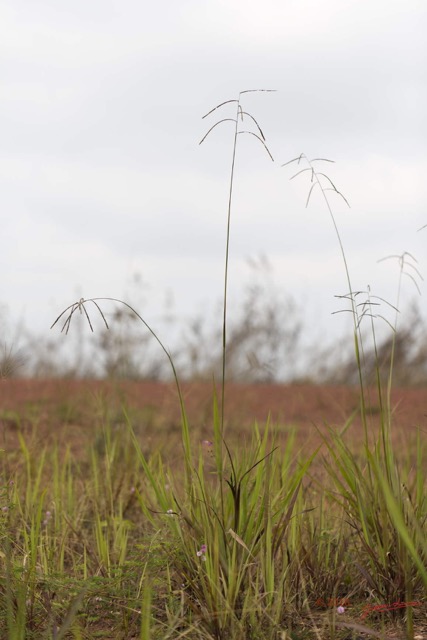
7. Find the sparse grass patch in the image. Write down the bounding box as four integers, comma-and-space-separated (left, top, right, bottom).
1, 417, 425, 638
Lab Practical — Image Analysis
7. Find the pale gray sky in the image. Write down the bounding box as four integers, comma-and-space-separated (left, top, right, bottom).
1, 0, 426, 368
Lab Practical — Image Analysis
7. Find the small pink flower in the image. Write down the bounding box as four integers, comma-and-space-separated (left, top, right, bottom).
196, 544, 207, 560
337, 606, 345, 614
43, 510, 53, 526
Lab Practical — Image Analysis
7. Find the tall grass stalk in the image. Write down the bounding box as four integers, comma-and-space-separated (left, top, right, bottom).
51, 297, 194, 485
282, 154, 375, 441
378, 251, 423, 426
200, 90, 275, 434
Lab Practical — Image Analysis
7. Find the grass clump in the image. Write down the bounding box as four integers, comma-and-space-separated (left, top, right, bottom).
0, 91, 425, 639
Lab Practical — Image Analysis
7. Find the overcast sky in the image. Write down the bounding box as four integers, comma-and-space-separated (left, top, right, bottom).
1, 0, 426, 368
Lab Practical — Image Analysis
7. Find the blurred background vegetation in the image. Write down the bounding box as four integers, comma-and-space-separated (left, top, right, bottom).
1, 256, 426, 386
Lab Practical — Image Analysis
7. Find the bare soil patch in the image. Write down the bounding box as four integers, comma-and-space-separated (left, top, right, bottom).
1, 379, 426, 455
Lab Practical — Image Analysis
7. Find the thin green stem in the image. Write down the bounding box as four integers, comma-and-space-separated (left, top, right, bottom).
51, 296, 193, 481
386, 262, 403, 422
221, 99, 241, 434
298, 155, 368, 439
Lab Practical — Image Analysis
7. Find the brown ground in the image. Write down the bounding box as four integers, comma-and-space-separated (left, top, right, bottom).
1, 378, 426, 455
